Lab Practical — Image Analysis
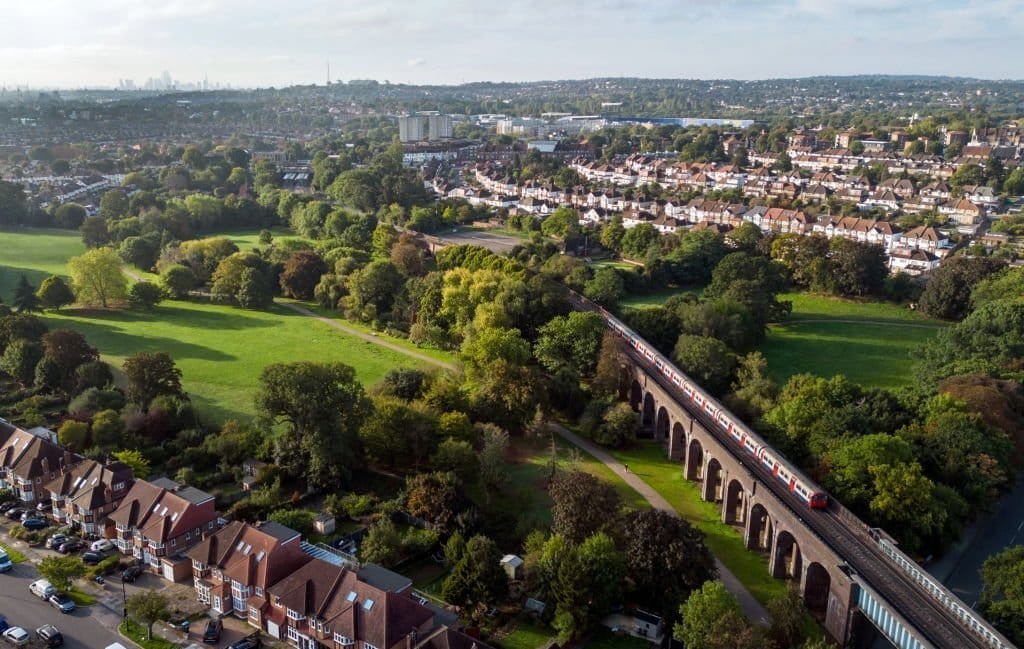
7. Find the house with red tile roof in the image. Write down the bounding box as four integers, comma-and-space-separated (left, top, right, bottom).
44, 459, 134, 534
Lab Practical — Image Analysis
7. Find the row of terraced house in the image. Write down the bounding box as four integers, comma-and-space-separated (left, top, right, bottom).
0, 419, 490, 649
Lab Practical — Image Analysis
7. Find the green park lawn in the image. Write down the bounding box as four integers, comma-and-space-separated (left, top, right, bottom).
43, 300, 427, 423
762, 292, 945, 389
0, 228, 85, 302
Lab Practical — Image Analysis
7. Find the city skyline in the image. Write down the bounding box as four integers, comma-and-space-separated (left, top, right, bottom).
2, 0, 1024, 89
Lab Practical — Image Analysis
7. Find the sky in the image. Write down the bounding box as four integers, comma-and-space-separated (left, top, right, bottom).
2, 0, 1023, 89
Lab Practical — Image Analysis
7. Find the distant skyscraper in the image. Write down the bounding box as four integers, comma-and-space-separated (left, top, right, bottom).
427, 113, 453, 140
399, 115, 426, 142
399, 112, 452, 142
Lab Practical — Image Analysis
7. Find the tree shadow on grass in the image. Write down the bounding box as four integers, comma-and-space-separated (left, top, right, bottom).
41, 315, 237, 363
67, 302, 278, 331
0, 265, 58, 303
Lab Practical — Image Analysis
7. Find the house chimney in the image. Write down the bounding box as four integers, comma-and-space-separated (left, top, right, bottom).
63, 451, 74, 469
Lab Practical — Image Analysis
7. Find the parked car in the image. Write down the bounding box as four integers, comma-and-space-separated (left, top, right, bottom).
22, 518, 49, 531
90, 539, 113, 553
121, 565, 143, 583
227, 634, 262, 649
0, 616, 8, 632
81, 551, 104, 565
5, 508, 24, 520
48, 594, 75, 613
0, 549, 12, 573
29, 579, 56, 600
202, 618, 223, 644
2, 627, 29, 647
57, 539, 84, 554
0, 502, 17, 513
35, 625, 63, 648
19, 511, 33, 522
35, 499, 52, 513
45, 534, 68, 550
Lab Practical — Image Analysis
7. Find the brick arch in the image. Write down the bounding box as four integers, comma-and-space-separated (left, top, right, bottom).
724, 479, 746, 525
670, 421, 686, 461
746, 503, 772, 553
703, 457, 724, 502
655, 405, 670, 441
641, 392, 656, 437
629, 380, 643, 412
772, 529, 802, 580
805, 561, 831, 618
686, 437, 704, 481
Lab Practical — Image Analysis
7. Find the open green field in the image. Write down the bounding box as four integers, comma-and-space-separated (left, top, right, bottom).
216, 227, 299, 250
0, 228, 85, 302
619, 286, 701, 310
763, 292, 945, 389
43, 301, 425, 423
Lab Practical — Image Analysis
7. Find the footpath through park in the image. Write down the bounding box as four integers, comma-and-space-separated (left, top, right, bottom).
550, 423, 772, 626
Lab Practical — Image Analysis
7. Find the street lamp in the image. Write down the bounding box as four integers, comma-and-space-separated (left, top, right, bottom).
122, 578, 128, 619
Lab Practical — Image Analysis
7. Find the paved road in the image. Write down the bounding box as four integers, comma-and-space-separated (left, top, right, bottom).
550, 424, 772, 626
0, 562, 121, 649
929, 473, 1024, 607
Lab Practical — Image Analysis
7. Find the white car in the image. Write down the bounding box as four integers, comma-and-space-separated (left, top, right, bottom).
3, 626, 29, 647
90, 539, 114, 552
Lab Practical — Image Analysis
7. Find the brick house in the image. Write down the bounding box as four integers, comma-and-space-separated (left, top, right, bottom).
44, 460, 134, 534
265, 559, 435, 649
186, 520, 311, 622
108, 477, 218, 579
0, 422, 79, 503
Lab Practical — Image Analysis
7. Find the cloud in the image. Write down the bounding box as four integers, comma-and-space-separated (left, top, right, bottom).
407, 58, 426, 67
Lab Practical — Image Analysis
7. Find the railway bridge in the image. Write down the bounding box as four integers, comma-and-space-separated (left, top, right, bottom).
605, 319, 1016, 649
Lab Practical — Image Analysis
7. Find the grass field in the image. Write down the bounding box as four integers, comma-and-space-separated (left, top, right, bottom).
763, 292, 944, 389
0, 228, 85, 302
619, 286, 701, 310
42, 301, 427, 423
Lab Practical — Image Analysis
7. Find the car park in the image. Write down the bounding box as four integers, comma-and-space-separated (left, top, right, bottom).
45, 534, 68, 550
81, 551, 104, 565
57, 539, 84, 554
35, 625, 63, 648
121, 565, 143, 582
90, 539, 114, 552
2, 627, 29, 647
22, 518, 49, 530
202, 618, 223, 644
48, 594, 75, 614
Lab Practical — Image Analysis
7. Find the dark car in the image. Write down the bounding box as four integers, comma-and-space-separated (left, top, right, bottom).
34, 625, 63, 648
57, 539, 84, 554
202, 618, 223, 644
227, 634, 262, 649
0, 617, 8, 633
121, 565, 143, 582
5, 508, 24, 520
22, 518, 49, 530
81, 551, 104, 565
0, 502, 17, 513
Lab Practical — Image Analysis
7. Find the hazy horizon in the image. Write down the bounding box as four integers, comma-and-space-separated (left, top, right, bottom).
3, 0, 1023, 89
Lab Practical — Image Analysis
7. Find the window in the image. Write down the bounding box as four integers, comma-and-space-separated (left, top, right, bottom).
250, 607, 259, 619
195, 527, 200, 535
334, 634, 353, 646
185, 532, 191, 541
287, 609, 304, 621
287, 627, 300, 642
363, 643, 378, 649
255, 587, 263, 597
170, 539, 176, 548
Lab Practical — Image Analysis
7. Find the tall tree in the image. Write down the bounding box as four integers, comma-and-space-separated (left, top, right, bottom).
549, 469, 622, 544
67, 247, 128, 308
36, 556, 86, 593
256, 361, 371, 488
279, 250, 327, 300
441, 535, 508, 615
12, 275, 39, 312
126, 590, 170, 640
122, 352, 184, 408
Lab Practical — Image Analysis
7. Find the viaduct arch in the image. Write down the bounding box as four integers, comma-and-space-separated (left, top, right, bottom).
627, 368, 855, 643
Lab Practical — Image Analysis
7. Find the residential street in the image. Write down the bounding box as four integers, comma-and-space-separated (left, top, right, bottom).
0, 560, 121, 649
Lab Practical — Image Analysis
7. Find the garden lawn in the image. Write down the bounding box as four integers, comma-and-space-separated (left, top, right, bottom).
608, 441, 789, 607
215, 227, 299, 250
43, 300, 430, 424
120, 620, 178, 649
0, 228, 84, 302
763, 292, 945, 389
619, 286, 701, 310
